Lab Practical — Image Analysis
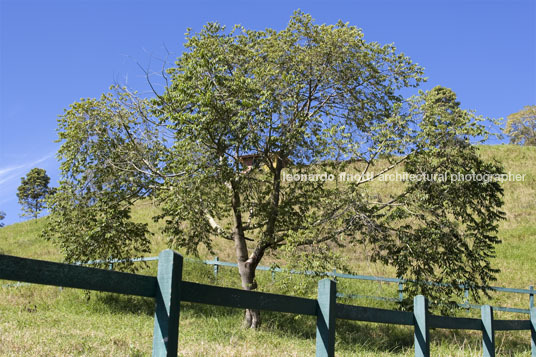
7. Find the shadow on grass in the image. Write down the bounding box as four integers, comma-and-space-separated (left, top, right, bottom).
179, 302, 414, 353
262, 311, 414, 354
89, 292, 155, 316
86, 292, 532, 355
181, 301, 244, 318
178, 302, 533, 355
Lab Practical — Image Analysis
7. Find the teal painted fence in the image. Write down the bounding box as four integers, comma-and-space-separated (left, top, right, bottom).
82, 254, 535, 315
1, 250, 535, 357
203, 257, 535, 314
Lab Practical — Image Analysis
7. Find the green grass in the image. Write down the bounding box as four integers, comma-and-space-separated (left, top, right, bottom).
1, 144, 535, 356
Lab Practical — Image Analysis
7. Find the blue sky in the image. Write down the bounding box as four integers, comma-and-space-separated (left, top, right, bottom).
0, 0, 534, 225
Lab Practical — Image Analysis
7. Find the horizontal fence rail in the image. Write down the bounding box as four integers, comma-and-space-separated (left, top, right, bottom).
1, 251, 536, 357
66, 254, 535, 315
0, 254, 157, 297
203, 257, 536, 315
336, 303, 414, 325
181, 281, 318, 316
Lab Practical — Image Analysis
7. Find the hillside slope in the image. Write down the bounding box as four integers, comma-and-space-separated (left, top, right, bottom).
0, 144, 534, 356
1, 145, 535, 290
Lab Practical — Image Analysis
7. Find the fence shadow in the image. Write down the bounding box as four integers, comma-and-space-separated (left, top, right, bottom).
91, 291, 155, 316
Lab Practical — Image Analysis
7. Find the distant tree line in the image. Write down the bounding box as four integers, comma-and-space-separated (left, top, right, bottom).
504, 105, 536, 146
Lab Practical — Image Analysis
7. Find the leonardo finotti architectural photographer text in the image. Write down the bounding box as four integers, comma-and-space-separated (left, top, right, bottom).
283, 171, 526, 183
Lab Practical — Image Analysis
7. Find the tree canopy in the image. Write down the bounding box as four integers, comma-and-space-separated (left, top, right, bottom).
0, 211, 5, 227
504, 105, 536, 145
17, 168, 52, 219
44, 12, 504, 322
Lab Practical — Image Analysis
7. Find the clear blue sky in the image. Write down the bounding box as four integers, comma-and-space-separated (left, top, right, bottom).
0, 0, 534, 225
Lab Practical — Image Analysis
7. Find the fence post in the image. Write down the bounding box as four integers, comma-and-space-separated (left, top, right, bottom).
530, 307, 536, 357
398, 281, 404, 302
152, 249, 183, 357
463, 284, 469, 308
481, 304, 495, 357
530, 285, 534, 309
414, 295, 429, 357
213, 256, 219, 280
316, 278, 336, 357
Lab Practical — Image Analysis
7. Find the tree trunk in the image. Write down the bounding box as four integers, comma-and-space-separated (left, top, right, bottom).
230, 156, 282, 329
231, 179, 262, 328
237, 156, 282, 328
238, 260, 261, 328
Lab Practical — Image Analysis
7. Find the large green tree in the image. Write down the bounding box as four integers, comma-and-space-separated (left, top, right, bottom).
44, 12, 504, 326
17, 168, 52, 219
504, 105, 536, 145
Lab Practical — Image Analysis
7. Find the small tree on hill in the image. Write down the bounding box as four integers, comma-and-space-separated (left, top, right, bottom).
0, 211, 5, 227
504, 105, 536, 146
17, 168, 51, 219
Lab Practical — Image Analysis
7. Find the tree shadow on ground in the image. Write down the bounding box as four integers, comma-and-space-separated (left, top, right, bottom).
262, 311, 414, 354
87, 293, 532, 355
179, 303, 414, 353
178, 303, 532, 355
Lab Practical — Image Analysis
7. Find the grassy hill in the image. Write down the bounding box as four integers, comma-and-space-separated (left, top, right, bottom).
0, 144, 535, 356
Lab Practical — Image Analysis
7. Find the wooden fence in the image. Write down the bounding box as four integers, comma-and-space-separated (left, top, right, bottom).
1, 249, 535, 357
